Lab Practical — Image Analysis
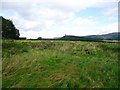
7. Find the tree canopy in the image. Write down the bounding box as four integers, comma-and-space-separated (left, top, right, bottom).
1, 16, 20, 39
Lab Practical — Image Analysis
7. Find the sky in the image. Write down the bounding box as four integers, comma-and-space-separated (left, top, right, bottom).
1, 0, 119, 39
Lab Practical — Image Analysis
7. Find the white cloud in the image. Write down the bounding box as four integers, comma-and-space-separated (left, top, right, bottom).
72, 17, 97, 26
1, 0, 118, 38
20, 31, 40, 39
98, 22, 118, 34
102, 7, 118, 17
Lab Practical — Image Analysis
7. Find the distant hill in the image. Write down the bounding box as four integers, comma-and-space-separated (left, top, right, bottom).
84, 32, 120, 40
60, 32, 120, 41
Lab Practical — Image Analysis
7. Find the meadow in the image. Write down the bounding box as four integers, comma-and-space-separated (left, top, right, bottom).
2, 40, 119, 88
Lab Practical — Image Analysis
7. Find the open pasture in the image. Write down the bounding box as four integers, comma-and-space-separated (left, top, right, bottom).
2, 40, 119, 88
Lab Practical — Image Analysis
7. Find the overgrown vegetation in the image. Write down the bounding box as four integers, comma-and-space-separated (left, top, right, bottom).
2, 40, 119, 88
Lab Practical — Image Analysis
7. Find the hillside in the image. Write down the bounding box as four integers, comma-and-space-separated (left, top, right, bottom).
84, 32, 120, 40
60, 32, 120, 41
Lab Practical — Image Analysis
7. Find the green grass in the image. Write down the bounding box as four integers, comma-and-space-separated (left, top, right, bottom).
2, 40, 119, 88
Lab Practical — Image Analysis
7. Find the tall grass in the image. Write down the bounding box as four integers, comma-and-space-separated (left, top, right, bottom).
2, 40, 119, 88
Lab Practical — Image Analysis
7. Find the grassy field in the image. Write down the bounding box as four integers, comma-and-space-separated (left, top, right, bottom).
2, 40, 119, 88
